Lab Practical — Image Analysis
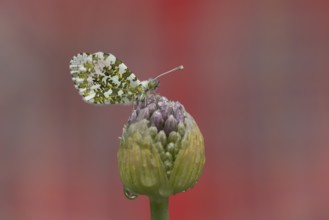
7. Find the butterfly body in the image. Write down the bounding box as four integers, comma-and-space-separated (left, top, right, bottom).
70, 52, 159, 105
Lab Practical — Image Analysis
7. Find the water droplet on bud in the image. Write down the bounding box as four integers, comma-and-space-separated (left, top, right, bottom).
124, 188, 138, 200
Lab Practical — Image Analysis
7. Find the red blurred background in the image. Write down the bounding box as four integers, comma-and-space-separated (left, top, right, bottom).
1, 0, 329, 219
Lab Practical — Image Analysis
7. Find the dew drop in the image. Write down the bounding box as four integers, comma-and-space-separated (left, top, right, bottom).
124, 188, 138, 200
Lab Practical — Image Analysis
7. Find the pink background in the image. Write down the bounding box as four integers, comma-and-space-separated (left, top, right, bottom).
1, 0, 329, 219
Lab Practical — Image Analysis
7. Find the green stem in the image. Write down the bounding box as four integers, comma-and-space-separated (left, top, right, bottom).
149, 196, 169, 220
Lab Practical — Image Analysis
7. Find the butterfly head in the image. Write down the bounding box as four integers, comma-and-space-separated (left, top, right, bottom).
142, 79, 159, 94
148, 79, 160, 91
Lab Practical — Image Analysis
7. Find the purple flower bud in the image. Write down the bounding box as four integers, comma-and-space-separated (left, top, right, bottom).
161, 103, 173, 121
164, 115, 178, 135
147, 103, 157, 115
173, 102, 185, 123
150, 110, 164, 130
128, 95, 185, 130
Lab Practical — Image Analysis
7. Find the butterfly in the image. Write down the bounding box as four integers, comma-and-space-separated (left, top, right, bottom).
69, 52, 183, 105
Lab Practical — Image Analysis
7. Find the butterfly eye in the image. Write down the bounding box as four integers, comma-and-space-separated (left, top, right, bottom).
148, 80, 159, 90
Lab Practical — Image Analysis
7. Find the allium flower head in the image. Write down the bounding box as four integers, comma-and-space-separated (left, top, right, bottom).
118, 95, 205, 198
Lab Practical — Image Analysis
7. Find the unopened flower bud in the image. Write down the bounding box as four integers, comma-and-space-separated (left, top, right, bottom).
163, 115, 178, 135
118, 95, 205, 198
150, 110, 164, 129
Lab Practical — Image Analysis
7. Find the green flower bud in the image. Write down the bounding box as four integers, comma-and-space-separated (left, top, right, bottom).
118, 95, 205, 198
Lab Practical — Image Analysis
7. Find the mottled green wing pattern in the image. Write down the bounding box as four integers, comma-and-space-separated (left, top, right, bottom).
70, 52, 144, 104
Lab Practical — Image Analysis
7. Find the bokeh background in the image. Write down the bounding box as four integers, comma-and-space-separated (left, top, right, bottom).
1, 0, 329, 219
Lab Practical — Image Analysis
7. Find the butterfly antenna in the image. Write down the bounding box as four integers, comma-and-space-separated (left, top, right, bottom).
153, 65, 184, 80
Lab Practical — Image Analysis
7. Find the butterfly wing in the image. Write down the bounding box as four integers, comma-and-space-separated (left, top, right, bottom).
70, 52, 143, 104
